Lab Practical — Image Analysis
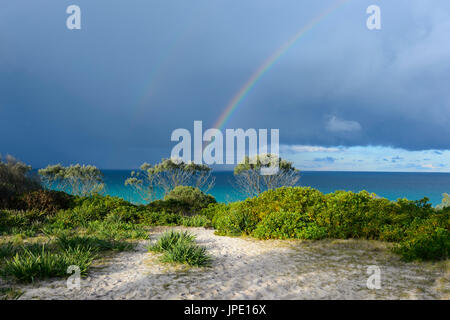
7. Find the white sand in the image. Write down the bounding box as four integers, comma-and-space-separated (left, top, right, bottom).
13, 227, 449, 300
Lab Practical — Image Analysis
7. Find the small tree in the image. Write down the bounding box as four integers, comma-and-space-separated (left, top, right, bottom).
233, 153, 300, 197
125, 158, 215, 202
0, 155, 41, 207
38, 164, 104, 196
436, 193, 450, 210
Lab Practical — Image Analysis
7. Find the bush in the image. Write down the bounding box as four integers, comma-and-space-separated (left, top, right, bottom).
0, 155, 41, 209
148, 230, 210, 266
181, 215, 212, 228
164, 186, 216, 215
212, 202, 259, 236
253, 211, 327, 240
0, 209, 50, 235
394, 227, 449, 261
139, 211, 182, 226
310, 191, 395, 239
20, 190, 73, 214
253, 211, 307, 239
436, 193, 450, 210
146, 199, 191, 215
240, 187, 326, 221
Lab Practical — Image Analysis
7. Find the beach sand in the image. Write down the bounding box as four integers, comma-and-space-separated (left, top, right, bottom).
12, 227, 449, 300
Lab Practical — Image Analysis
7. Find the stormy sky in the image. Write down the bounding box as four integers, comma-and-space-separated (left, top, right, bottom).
1, 0, 449, 171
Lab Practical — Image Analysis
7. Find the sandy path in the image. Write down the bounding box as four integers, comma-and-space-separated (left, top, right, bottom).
15, 227, 449, 300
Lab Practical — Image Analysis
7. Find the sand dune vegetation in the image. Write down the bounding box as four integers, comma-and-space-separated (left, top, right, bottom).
0, 156, 448, 300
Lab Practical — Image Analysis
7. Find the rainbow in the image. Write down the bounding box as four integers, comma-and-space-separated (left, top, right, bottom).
213, 0, 349, 130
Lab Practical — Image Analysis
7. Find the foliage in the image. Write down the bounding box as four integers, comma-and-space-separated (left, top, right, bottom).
253, 211, 327, 240
1, 245, 95, 283
139, 211, 182, 226
148, 230, 210, 266
0, 209, 50, 236
38, 164, 104, 196
0, 155, 41, 209
164, 186, 216, 215
125, 158, 215, 202
20, 190, 73, 214
233, 154, 300, 197
436, 193, 450, 210
181, 215, 212, 228
394, 227, 449, 261
212, 202, 259, 236
204, 187, 449, 261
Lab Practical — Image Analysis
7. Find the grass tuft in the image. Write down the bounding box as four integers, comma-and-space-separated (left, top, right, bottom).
148, 230, 210, 267
1, 244, 96, 283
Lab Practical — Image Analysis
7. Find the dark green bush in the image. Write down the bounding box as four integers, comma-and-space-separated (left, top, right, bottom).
146, 199, 191, 215
20, 190, 73, 214
0, 209, 50, 235
394, 227, 449, 261
139, 211, 182, 226
0, 155, 41, 209
163, 186, 216, 215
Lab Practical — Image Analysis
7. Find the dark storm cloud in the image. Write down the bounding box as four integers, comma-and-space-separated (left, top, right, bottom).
0, 0, 449, 168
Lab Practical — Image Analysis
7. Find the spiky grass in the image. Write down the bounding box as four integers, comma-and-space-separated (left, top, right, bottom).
148, 230, 195, 252
0, 287, 23, 300
56, 234, 133, 252
181, 215, 212, 228
1, 245, 96, 283
148, 230, 210, 267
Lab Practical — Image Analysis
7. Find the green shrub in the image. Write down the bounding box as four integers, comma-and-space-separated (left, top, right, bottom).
163, 186, 216, 215
241, 187, 326, 221
213, 202, 259, 236
296, 223, 328, 240
0, 242, 16, 259
253, 211, 327, 240
394, 227, 449, 261
149, 230, 194, 252
148, 230, 210, 266
56, 234, 133, 252
20, 190, 73, 214
0, 155, 41, 209
181, 215, 212, 228
85, 220, 148, 240
146, 199, 191, 215
0, 209, 50, 235
139, 211, 182, 226
200, 203, 227, 221
253, 211, 307, 239
436, 193, 450, 210
1, 245, 96, 283
160, 241, 210, 266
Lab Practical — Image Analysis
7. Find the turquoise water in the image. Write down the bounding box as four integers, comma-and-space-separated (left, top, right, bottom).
102, 170, 450, 206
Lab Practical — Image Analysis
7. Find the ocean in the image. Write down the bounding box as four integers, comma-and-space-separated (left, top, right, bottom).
102, 170, 450, 206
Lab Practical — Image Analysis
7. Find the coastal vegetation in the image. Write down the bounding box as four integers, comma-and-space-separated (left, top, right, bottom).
0, 155, 448, 288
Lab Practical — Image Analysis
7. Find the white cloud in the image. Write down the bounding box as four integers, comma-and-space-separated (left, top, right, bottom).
325, 116, 362, 133
281, 145, 343, 153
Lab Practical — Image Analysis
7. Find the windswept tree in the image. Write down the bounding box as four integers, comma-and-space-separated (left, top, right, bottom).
0, 155, 41, 207
125, 158, 215, 202
436, 193, 450, 210
38, 164, 104, 196
233, 153, 300, 197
